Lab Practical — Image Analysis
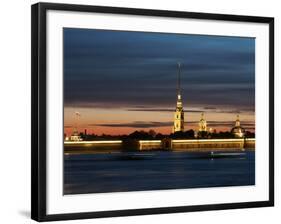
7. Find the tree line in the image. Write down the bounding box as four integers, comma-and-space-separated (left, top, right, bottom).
76, 129, 255, 141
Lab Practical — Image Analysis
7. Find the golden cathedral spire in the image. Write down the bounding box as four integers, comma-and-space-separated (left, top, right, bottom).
173, 63, 184, 133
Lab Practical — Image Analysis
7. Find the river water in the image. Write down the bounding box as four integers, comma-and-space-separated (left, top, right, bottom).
64, 150, 255, 195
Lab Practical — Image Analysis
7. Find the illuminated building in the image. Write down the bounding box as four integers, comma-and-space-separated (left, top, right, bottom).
69, 128, 82, 141
198, 113, 207, 132
231, 115, 245, 138
173, 63, 184, 133
67, 111, 83, 141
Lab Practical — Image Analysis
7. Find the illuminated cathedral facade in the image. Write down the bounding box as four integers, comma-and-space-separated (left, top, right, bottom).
231, 115, 245, 138
198, 113, 207, 132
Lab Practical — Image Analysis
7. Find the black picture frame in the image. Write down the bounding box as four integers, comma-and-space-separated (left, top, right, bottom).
31, 2, 274, 222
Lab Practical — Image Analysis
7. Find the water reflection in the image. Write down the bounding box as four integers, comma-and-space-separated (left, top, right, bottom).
64, 150, 255, 195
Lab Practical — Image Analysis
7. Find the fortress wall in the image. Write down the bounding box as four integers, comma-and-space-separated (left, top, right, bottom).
244, 139, 255, 149
139, 140, 162, 150
64, 139, 255, 153
64, 141, 123, 153
172, 139, 255, 151
139, 139, 255, 151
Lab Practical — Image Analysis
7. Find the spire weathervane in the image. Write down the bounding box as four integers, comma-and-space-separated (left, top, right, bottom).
177, 62, 181, 97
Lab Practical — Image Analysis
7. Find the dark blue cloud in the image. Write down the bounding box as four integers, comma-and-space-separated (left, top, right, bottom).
88, 120, 255, 129
64, 28, 255, 110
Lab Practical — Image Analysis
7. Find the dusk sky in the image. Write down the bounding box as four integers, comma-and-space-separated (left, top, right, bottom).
64, 28, 255, 136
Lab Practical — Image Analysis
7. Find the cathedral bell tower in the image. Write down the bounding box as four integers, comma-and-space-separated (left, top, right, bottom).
199, 113, 207, 132
173, 63, 184, 133
231, 114, 245, 138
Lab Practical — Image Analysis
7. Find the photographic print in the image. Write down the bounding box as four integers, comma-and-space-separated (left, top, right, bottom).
63, 28, 255, 195
32, 3, 274, 221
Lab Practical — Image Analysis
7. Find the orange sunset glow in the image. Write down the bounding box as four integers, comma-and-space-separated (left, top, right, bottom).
64, 107, 255, 136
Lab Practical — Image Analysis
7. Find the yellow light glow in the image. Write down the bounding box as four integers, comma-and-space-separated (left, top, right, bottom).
172, 138, 255, 143
139, 140, 162, 144
64, 140, 122, 144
